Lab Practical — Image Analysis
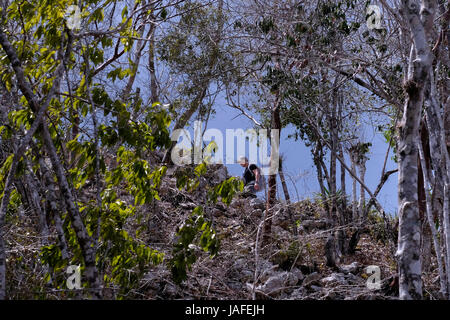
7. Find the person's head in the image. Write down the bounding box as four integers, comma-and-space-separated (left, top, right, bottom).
238, 156, 249, 168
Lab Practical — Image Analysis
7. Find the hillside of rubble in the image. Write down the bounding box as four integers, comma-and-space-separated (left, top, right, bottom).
133, 164, 439, 300
4, 163, 441, 300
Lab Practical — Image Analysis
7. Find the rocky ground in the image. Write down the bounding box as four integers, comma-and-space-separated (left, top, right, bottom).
138, 164, 410, 300
6, 163, 442, 299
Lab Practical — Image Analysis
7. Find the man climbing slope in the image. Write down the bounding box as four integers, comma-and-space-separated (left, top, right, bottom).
238, 156, 261, 198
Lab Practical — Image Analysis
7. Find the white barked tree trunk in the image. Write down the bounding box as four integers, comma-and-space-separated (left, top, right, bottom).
396, 0, 434, 300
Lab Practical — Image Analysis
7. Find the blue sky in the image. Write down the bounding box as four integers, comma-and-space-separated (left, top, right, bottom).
195, 99, 399, 215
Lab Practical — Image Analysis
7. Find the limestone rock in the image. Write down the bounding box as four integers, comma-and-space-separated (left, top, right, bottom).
310, 285, 322, 292
272, 208, 292, 230
257, 271, 299, 296
272, 225, 292, 240
213, 165, 228, 183
344, 273, 362, 285
257, 260, 278, 282
340, 261, 360, 275
289, 287, 307, 300
230, 258, 253, 282
249, 198, 265, 210
302, 272, 321, 287
321, 273, 347, 286
227, 280, 243, 290
291, 268, 304, 282
323, 289, 338, 300
301, 219, 329, 232
162, 282, 179, 298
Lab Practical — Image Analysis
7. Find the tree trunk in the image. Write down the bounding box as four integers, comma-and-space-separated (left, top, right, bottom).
263, 94, 281, 245
24, 165, 49, 244
428, 70, 450, 297
0, 28, 72, 299
424, 83, 447, 291
418, 124, 431, 272
329, 113, 338, 225
314, 144, 330, 214
396, 67, 425, 300
70, 108, 79, 164
278, 157, 297, 236
358, 156, 367, 221
419, 138, 447, 297
350, 150, 358, 222
41, 122, 102, 298
38, 157, 69, 261
339, 144, 347, 215
325, 84, 341, 266
422, 58, 450, 296
396, 0, 435, 299
0, 29, 102, 298
149, 19, 159, 104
